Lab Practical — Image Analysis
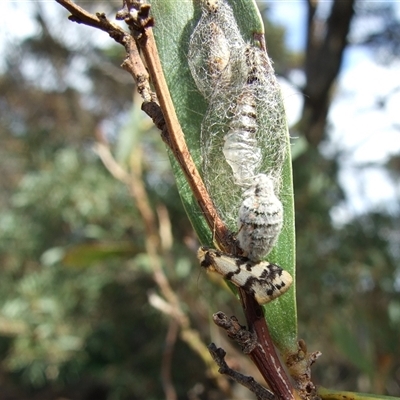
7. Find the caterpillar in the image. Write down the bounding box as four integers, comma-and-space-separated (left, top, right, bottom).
222, 89, 261, 187
237, 174, 283, 261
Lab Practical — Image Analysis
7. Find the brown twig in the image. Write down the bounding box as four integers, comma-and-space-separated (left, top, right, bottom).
55, 0, 154, 102
121, 5, 232, 251
286, 339, 322, 400
213, 305, 296, 400
240, 292, 297, 400
208, 343, 276, 400
212, 312, 258, 354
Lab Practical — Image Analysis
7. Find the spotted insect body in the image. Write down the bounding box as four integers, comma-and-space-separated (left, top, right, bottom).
198, 247, 292, 305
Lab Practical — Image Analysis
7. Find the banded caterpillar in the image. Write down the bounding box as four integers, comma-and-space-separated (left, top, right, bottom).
197, 247, 292, 305
237, 174, 283, 261
222, 89, 261, 187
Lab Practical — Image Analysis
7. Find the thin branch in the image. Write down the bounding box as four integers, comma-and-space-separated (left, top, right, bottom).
212, 312, 258, 354
213, 304, 296, 400
156, 204, 173, 252
240, 292, 297, 400
123, 8, 232, 251
55, 0, 154, 102
93, 142, 131, 184
208, 343, 276, 400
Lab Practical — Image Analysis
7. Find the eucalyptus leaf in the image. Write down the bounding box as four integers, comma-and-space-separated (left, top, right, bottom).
318, 387, 400, 400
149, 0, 297, 354
62, 242, 141, 268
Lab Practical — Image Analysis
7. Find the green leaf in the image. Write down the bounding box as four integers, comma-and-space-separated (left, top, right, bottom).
149, 0, 297, 353
62, 242, 141, 268
318, 387, 400, 400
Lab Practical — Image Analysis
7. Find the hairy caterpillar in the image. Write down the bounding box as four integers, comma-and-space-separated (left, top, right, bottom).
237, 174, 283, 261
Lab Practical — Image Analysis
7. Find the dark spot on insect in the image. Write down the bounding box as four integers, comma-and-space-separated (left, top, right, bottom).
201, 252, 214, 269
242, 276, 258, 292
259, 268, 274, 279
226, 271, 235, 280
254, 185, 263, 196
205, 0, 218, 13
244, 263, 253, 271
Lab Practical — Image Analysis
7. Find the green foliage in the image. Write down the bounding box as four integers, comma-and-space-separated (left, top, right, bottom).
318, 387, 400, 400
0, 42, 219, 394
0, 118, 210, 398
0, 144, 133, 384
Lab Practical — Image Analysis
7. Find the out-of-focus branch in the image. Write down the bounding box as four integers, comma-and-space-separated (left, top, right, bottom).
162, 319, 179, 400
95, 136, 231, 396
130, 147, 232, 395
94, 142, 130, 184
302, 0, 356, 146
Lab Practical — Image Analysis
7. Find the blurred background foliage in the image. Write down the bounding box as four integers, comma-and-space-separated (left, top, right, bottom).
0, 1, 399, 399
